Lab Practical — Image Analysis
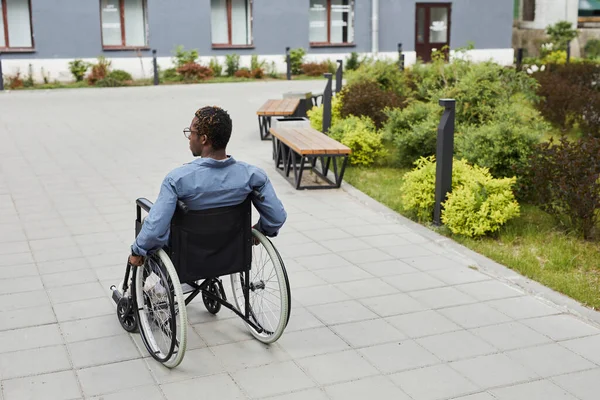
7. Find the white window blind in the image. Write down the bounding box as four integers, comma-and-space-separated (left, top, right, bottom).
6, 0, 32, 47
101, 0, 122, 46
124, 0, 146, 46
309, 0, 327, 42
231, 0, 250, 45
211, 0, 228, 44
0, 4, 5, 47
430, 7, 448, 43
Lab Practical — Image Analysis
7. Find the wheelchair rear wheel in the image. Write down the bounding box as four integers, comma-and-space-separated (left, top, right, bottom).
133, 249, 187, 368
230, 229, 291, 344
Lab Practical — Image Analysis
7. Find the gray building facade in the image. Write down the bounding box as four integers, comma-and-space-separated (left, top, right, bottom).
0, 0, 513, 80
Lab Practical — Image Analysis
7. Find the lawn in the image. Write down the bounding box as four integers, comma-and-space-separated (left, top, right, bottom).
344, 166, 600, 310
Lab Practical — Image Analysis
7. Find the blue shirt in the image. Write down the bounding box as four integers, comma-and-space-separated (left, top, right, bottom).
131, 156, 287, 257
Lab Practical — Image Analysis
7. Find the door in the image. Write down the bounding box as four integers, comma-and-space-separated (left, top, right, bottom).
415, 3, 451, 62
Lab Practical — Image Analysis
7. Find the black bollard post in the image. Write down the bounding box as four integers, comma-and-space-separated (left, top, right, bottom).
335, 59, 343, 93
0, 53, 3, 91
398, 43, 404, 71
152, 49, 159, 86
566, 42, 571, 63
516, 48, 524, 71
322, 73, 333, 134
286, 47, 291, 80
433, 99, 456, 226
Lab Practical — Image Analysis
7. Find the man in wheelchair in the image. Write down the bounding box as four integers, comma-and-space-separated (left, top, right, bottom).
128, 105, 287, 266
113, 106, 291, 368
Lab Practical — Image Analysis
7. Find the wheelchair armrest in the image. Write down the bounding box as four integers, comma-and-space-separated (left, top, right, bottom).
252, 190, 265, 202
136, 198, 153, 213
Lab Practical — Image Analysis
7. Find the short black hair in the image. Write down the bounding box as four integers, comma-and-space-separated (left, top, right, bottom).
193, 106, 232, 150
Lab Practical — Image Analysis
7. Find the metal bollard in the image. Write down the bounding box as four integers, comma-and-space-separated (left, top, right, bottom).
322, 73, 333, 134
516, 48, 524, 71
286, 47, 291, 80
152, 49, 159, 85
335, 59, 343, 93
0, 53, 3, 91
566, 43, 571, 63
433, 99, 456, 226
398, 43, 404, 71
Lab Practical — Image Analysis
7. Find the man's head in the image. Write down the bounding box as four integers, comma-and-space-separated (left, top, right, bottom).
187, 106, 232, 158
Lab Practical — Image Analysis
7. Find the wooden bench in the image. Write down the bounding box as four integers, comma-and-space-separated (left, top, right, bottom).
256, 99, 300, 141
269, 126, 351, 190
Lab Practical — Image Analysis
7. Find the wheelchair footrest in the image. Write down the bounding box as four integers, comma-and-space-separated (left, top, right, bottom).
181, 283, 197, 295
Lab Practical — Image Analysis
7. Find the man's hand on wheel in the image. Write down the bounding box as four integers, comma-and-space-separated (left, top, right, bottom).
128, 254, 145, 266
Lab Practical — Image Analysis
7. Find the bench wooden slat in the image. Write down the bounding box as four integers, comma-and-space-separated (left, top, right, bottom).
290, 127, 350, 155
270, 127, 351, 155
257, 99, 300, 116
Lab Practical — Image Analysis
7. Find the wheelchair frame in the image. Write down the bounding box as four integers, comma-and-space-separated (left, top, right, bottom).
110, 190, 291, 367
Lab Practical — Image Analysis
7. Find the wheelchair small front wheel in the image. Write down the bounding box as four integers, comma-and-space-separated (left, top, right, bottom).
117, 297, 138, 333
202, 279, 222, 315
230, 229, 291, 344
133, 249, 187, 368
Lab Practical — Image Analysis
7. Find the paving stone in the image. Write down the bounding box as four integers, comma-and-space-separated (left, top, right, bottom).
321, 237, 372, 253
487, 296, 561, 320
334, 278, 398, 299
360, 234, 412, 248
403, 255, 468, 272
277, 327, 349, 359
295, 253, 351, 270
0, 264, 39, 279
67, 334, 140, 368
0, 305, 56, 331
386, 310, 462, 338
260, 388, 329, 400
77, 359, 155, 397
560, 334, 600, 365
438, 303, 512, 329
232, 360, 315, 398
454, 280, 523, 301
302, 227, 352, 241
53, 296, 114, 322
292, 285, 351, 306
416, 330, 498, 362
330, 318, 406, 348
360, 293, 428, 317
145, 347, 225, 384
386, 272, 446, 293
390, 363, 480, 400
0, 344, 71, 380
426, 267, 490, 285
551, 368, 600, 400
521, 314, 600, 341
470, 321, 553, 351
312, 265, 373, 284
60, 315, 125, 343
1, 370, 81, 400
308, 300, 378, 325
380, 244, 435, 259
506, 343, 597, 377
296, 349, 378, 385
449, 353, 540, 389
409, 287, 477, 309
357, 259, 418, 277
324, 375, 412, 400
338, 248, 395, 264
0, 324, 63, 354
211, 340, 290, 372
193, 317, 255, 347
0, 290, 50, 313
358, 340, 440, 373
87, 384, 164, 400
282, 307, 325, 333
490, 380, 578, 400
42, 269, 98, 289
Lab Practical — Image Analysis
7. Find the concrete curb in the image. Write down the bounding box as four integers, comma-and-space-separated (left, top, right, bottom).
339, 181, 600, 328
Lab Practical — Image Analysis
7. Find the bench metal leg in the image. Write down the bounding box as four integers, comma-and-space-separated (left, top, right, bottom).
258, 115, 272, 141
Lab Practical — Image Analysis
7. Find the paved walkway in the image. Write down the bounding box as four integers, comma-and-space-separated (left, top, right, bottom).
0, 81, 599, 400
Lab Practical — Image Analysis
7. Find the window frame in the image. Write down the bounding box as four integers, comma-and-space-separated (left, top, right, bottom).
309, 0, 356, 48
0, 0, 35, 52
99, 0, 149, 50
211, 0, 254, 49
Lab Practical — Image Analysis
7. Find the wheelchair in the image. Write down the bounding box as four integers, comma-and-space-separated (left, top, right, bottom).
110, 190, 291, 368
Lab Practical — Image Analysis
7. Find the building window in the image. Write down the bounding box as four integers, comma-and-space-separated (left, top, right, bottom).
523, 0, 535, 21
100, 0, 148, 48
0, 0, 34, 50
211, 0, 253, 47
309, 0, 354, 46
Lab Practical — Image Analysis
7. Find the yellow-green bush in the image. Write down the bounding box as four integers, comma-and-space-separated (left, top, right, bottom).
307, 93, 343, 131
442, 178, 521, 237
400, 156, 520, 236
328, 116, 386, 166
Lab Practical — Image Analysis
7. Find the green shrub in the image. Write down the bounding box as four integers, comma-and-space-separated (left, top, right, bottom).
288, 48, 305, 75
307, 93, 343, 131
176, 62, 213, 81
442, 176, 521, 237
234, 68, 252, 78
383, 101, 442, 167
584, 39, 600, 59
225, 54, 240, 76
346, 52, 361, 71
345, 59, 410, 97
455, 97, 545, 178
328, 116, 386, 166
521, 135, 600, 240
546, 21, 578, 51
301, 62, 331, 76
95, 77, 124, 87
400, 156, 520, 235
339, 81, 405, 129
173, 45, 199, 69
68, 59, 90, 82
107, 69, 132, 82
267, 61, 278, 78
251, 55, 266, 71
209, 58, 223, 76
87, 56, 111, 85
251, 68, 264, 79
161, 67, 181, 82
